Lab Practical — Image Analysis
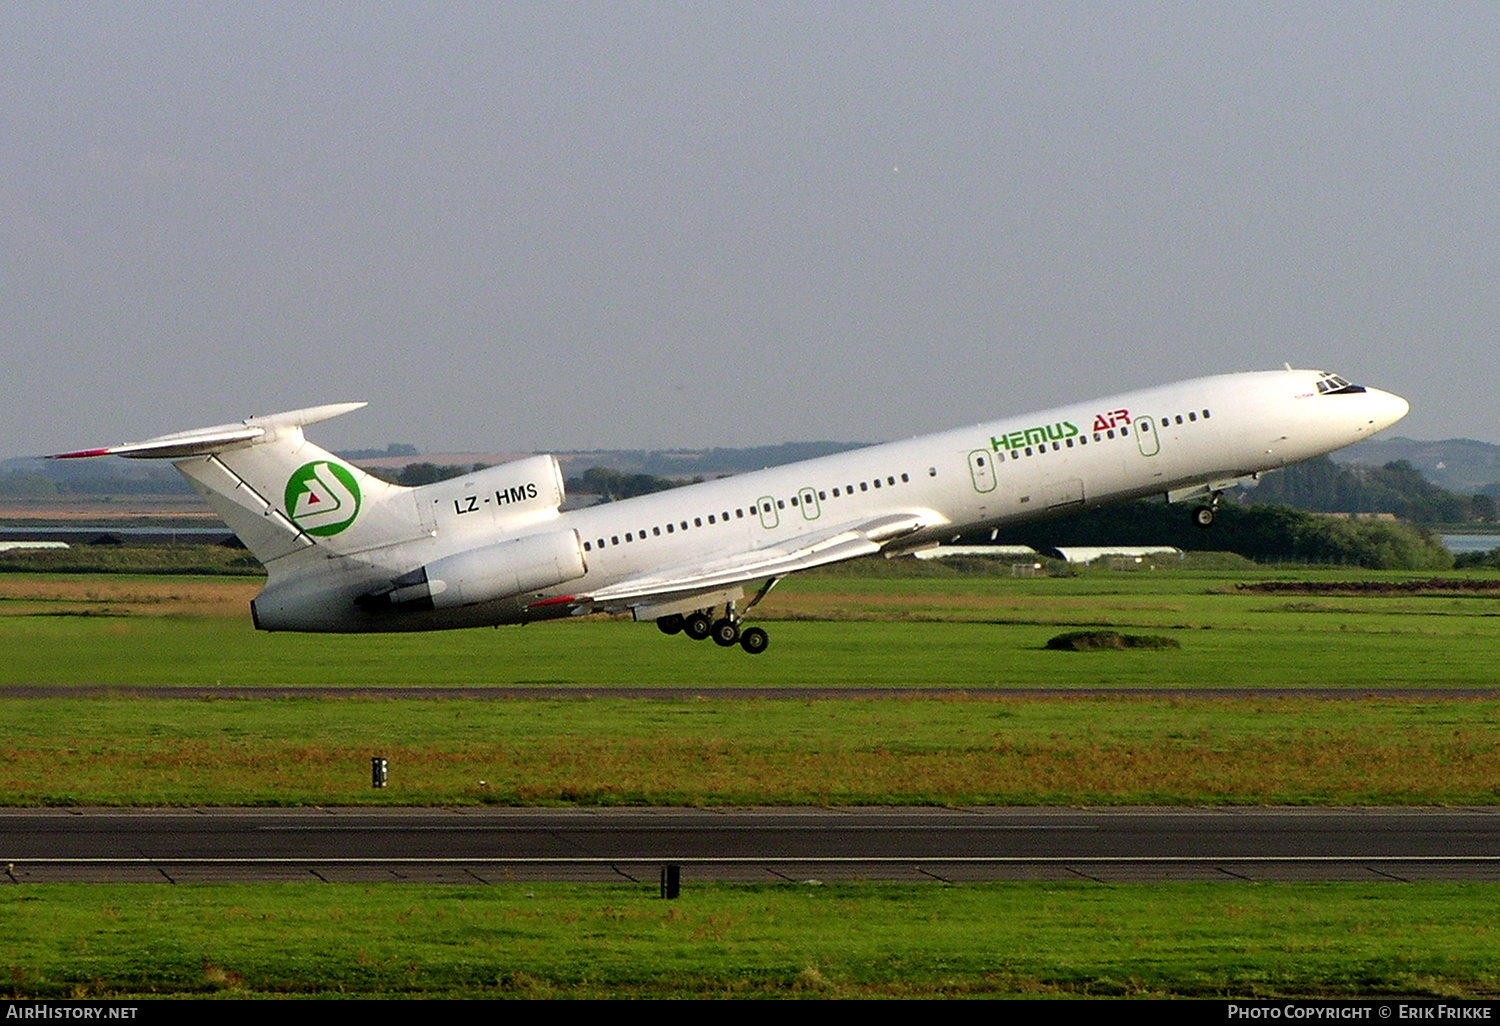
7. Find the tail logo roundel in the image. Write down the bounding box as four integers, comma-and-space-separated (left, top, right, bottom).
285, 461, 362, 536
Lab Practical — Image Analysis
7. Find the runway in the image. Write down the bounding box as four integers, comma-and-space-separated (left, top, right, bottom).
4, 807, 1499, 884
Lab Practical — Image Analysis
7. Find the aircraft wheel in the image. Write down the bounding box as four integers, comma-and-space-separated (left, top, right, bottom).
739, 626, 769, 655
683, 612, 714, 641
1192, 506, 1215, 529
657, 614, 685, 635
710, 618, 740, 647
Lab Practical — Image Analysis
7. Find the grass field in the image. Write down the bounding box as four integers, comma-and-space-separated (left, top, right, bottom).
2, 563, 1499, 805
2, 558, 1500, 804
2, 694, 1499, 806
4, 881, 1499, 998
3, 561, 1500, 689
3, 559, 1500, 998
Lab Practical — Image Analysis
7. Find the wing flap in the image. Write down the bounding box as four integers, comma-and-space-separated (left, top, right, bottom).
577, 508, 944, 611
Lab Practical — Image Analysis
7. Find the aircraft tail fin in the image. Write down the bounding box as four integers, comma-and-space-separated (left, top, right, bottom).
53, 404, 426, 570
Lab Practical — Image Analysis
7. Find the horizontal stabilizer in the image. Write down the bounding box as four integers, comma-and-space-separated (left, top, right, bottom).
51, 403, 366, 461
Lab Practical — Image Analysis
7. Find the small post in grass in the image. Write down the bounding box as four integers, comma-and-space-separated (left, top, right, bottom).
371, 756, 388, 789
660, 864, 681, 899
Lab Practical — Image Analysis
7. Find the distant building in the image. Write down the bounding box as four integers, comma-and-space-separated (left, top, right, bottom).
1051, 546, 1183, 565
913, 545, 1039, 560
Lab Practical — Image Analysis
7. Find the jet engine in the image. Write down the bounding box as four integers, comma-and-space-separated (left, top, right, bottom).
357, 529, 587, 612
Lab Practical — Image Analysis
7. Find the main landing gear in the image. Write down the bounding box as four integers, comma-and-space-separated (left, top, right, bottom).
656, 603, 769, 655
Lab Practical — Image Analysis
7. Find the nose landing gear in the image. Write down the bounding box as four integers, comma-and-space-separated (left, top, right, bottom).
1191, 490, 1227, 529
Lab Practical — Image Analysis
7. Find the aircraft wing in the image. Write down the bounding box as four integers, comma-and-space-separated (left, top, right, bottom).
570, 510, 946, 612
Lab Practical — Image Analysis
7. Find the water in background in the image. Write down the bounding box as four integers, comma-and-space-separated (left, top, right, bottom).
1441, 534, 1500, 554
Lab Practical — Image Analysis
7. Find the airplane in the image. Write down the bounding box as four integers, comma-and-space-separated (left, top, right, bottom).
53, 367, 1408, 653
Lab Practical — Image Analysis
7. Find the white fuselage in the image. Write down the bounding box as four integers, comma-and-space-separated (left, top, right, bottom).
247, 369, 1408, 632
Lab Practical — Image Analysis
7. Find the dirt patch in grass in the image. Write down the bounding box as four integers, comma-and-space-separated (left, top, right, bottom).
0, 577, 259, 618
1237, 579, 1500, 595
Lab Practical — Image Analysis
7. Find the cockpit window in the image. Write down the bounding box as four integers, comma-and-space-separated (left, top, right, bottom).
1315, 372, 1366, 395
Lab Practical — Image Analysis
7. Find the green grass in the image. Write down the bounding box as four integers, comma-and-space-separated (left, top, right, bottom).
4, 881, 1499, 998
0, 547, 261, 575
2, 695, 1498, 806
1, 614, 1495, 689
3, 565, 1500, 689
3, 565, 1500, 999
3, 566, 1500, 805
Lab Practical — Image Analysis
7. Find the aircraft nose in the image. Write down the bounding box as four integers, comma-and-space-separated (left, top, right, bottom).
1365, 388, 1409, 432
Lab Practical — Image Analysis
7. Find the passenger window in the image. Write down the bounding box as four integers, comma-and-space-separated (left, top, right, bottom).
694, 517, 702, 527
1203, 409, 1211, 419
1120, 427, 1129, 436
901, 473, 909, 482
1188, 412, 1197, 422
790, 496, 798, 506
708, 515, 716, 524
818, 491, 826, 500
583, 541, 592, 551
1107, 430, 1115, 439
666, 524, 674, 533
611, 536, 619, 545
625, 533, 633, 542
777, 500, 785, 509
874, 479, 881, 488
832, 488, 841, 497
653, 527, 661, 536
1175, 415, 1183, 424
860, 483, 868, 492
681, 521, 688, 530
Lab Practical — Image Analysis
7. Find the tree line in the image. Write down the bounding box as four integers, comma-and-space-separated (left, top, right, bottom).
1248, 457, 1496, 524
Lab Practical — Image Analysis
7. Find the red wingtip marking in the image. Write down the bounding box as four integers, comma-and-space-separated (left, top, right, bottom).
528, 595, 579, 609
49, 448, 112, 460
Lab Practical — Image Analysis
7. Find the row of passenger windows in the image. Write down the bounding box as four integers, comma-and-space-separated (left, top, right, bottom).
997, 409, 1213, 461
580, 471, 917, 552
1165, 408, 1212, 425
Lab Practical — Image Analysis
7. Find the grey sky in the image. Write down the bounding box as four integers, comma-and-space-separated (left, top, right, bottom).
3, 2, 1496, 456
